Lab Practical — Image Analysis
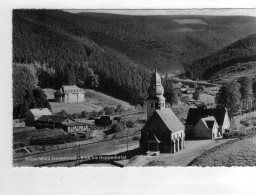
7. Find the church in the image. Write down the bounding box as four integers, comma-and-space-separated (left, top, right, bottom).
140, 67, 185, 153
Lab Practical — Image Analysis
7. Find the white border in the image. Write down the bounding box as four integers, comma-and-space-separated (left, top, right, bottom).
1, 0, 256, 195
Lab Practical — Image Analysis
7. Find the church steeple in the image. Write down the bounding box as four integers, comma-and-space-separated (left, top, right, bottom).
146, 64, 166, 120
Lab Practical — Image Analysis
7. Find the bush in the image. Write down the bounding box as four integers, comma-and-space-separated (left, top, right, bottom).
115, 104, 125, 113
111, 122, 125, 133
126, 120, 136, 128
104, 106, 115, 115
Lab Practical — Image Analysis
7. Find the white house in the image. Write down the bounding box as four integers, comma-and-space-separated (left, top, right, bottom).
54, 85, 85, 103
194, 116, 220, 139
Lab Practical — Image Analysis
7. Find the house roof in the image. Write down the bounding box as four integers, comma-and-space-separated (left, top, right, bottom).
62, 122, 90, 127
155, 108, 184, 133
29, 108, 52, 117
43, 88, 56, 99
59, 85, 85, 94
36, 115, 70, 123
186, 107, 227, 126
172, 83, 182, 89
201, 116, 217, 129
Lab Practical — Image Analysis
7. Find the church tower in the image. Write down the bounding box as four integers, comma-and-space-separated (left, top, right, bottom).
146, 65, 166, 120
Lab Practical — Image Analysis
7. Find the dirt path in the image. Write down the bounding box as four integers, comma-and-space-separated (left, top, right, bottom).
121, 139, 231, 167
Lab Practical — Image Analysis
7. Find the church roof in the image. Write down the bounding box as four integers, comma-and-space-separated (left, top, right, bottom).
155, 109, 184, 132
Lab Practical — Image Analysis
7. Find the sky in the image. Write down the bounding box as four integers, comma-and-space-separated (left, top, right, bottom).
66, 9, 256, 17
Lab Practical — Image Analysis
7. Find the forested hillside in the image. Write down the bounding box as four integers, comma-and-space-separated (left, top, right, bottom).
12, 10, 256, 117
185, 33, 256, 80
13, 10, 151, 110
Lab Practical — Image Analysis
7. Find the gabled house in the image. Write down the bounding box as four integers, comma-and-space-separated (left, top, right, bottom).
54, 85, 85, 103
25, 108, 52, 126
194, 116, 221, 139
43, 88, 56, 102
186, 106, 230, 138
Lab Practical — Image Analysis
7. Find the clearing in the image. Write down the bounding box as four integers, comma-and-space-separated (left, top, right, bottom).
50, 88, 134, 114
173, 19, 208, 25
211, 61, 256, 83
189, 133, 256, 166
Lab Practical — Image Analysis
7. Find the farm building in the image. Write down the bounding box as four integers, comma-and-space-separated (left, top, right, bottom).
35, 115, 75, 129
140, 66, 185, 153
172, 82, 182, 91
185, 106, 230, 138
193, 116, 221, 139
62, 122, 91, 135
42, 88, 56, 102
25, 108, 52, 126
54, 85, 85, 103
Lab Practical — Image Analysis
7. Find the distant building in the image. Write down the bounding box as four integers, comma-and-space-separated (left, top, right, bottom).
35, 115, 91, 135
193, 116, 221, 139
186, 106, 230, 138
62, 122, 91, 135
54, 85, 85, 103
172, 82, 182, 90
140, 66, 185, 153
35, 115, 74, 129
43, 88, 56, 102
25, 108, 52, 126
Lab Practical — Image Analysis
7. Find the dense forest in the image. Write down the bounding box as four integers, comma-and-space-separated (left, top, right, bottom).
185, 33, 256, 80
12, 10, 256, 118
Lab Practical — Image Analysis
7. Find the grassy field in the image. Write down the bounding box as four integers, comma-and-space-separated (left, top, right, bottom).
189, 132, 256, 166
212, 61, 256, 83
50, 88, 134, 114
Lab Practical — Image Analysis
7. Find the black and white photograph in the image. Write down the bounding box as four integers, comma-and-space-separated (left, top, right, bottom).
11, 6, 256, 167
1, 0, 256, 194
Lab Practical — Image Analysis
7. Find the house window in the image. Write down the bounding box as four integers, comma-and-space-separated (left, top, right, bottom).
151, 103, 153, 108
155, 103, 158, 108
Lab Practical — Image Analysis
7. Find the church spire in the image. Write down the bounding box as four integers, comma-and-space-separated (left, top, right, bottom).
146, 61, 166, 120
154, 59, 157, 73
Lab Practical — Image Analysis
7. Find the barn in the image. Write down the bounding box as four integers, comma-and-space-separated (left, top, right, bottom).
25, 108, 52, 127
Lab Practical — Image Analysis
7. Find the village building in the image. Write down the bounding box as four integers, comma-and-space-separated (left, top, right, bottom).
172, 82, 182, 91
62, 122, 91, 135
54, 85, 85, 103
43, 88, 56, 102
34, 115, 91, 135
185, 106, 230, 138
25, 108, 52, 126
140, 66, 185, 153
34, 115, 75, 129
193, 116, 221, 139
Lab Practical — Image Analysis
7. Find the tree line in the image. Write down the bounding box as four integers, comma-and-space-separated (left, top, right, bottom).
216, 77, 256, 118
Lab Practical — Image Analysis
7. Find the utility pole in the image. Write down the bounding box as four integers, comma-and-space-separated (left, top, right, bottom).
75, 144, 81, 166
126, 125, 128, 152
